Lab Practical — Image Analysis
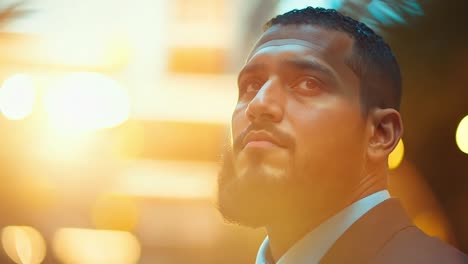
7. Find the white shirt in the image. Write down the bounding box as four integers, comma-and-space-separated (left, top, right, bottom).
255, 190, 391, 264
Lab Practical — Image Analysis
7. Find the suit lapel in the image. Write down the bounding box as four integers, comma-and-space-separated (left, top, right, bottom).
320, 198, 414, 264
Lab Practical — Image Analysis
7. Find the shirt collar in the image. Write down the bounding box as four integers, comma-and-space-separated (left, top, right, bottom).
255, 190, 391, 264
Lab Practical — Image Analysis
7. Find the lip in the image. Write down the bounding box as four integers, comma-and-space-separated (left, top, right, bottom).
242, 130, 284, 149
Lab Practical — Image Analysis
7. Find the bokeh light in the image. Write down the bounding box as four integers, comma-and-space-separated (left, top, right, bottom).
456, 115, 468, 154
388, 139, 404, 169
1, 226, 46, 264
0, 74, 36, 120
44, 72, 130, 134
413, 211, 451, 242
389, 161, 454, 244
53, 228, 140, 264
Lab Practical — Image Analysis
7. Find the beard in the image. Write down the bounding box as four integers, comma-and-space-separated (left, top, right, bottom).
217, 143, 314, 228
217, 118, 368, 228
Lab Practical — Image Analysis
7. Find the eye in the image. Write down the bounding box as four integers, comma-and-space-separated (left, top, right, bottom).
247, 81, 262, 93
240, 79, 263, 94
292, 77, 323, 95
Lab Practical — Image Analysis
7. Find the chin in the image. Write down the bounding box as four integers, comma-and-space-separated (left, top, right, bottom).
237, 162, 289, 182
217, 151, 295, 227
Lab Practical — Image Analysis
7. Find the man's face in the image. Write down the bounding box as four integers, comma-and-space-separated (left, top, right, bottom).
218, 25, 370, 227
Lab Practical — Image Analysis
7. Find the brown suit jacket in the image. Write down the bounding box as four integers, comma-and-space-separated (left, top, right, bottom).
320, 198, 468, 263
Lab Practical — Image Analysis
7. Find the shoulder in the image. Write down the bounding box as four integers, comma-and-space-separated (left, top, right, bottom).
372, 226, 468, 264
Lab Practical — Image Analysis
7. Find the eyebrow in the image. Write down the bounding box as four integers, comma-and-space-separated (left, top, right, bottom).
281, 58, 338, 84
237, 58, 338, 85
237, 63, 267, 84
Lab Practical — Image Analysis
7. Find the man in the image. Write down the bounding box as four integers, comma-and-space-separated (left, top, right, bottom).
217, 6, 468, 264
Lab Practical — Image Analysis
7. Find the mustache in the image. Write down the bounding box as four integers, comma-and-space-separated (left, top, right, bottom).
232, 122, 295, 154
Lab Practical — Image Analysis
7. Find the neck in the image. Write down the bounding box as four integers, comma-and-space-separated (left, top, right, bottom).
265, 173, 387, 262
266, 202, 343, 262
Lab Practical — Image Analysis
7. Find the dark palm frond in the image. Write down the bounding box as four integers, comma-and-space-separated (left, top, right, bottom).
0, 1, 34, 28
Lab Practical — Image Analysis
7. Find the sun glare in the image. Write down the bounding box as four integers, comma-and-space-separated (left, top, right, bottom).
0, 74, 36, 120
44, 72, 130, 134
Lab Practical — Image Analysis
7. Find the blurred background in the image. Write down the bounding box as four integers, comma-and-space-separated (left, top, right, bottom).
0, 0, 466, 263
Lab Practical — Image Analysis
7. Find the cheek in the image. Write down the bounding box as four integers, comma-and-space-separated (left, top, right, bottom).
291, 101, 366, 174
231, 104, 250, 150
231, 105, 248, 140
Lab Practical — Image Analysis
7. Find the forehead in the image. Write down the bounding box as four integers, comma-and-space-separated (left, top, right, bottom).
240, 25, 359, 96
246, 25, 355, 67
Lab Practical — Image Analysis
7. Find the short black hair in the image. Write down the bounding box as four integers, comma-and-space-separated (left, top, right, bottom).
264, 7, 402, 112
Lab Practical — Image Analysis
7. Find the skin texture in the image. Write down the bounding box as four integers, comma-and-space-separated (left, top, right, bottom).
218, 24, 403, 261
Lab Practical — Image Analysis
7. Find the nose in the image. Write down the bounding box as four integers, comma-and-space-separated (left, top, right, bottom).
245, 77, 285, 123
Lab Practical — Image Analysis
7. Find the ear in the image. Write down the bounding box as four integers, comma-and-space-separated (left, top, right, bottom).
367, 108, 403, 162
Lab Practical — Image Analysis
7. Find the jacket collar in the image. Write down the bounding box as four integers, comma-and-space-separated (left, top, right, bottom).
320, 198, 414, 263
